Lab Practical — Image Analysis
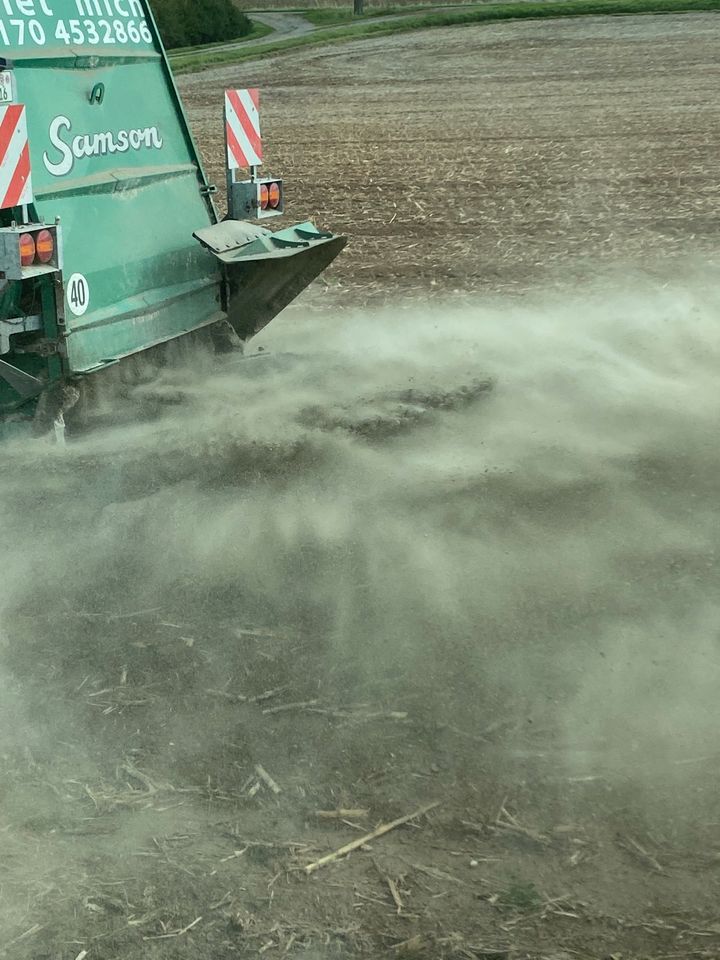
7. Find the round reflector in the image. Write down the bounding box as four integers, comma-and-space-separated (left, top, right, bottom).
35, 229, 54, 264
259, 183, 269, 210
268, 182, 281, 209
19, 233, 35, 267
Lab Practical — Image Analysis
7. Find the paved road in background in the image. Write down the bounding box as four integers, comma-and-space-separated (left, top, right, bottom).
167, 11, 314, 58
249, 10, 317, 38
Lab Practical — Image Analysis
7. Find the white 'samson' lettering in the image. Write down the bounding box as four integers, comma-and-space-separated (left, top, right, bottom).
43, 115, 164, 177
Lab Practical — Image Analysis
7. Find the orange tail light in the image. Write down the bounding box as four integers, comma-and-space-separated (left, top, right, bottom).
35, 229, 54, 264
268, 182, 281, 209
19, 233, 35, 267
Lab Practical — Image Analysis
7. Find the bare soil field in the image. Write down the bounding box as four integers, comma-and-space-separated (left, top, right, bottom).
2, 14, 720, 960
183, 13, 719, 300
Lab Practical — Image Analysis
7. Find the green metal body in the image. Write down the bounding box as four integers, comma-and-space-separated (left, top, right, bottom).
0, 0, 345, 431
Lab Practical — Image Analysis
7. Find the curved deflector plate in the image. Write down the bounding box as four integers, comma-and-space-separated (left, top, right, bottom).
195, 220, 347, 340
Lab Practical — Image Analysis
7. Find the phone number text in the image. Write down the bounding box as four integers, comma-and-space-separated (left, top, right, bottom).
0, 16, 153, 45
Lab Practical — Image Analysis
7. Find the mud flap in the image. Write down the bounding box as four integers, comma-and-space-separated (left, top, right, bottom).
194, 221, 347, 341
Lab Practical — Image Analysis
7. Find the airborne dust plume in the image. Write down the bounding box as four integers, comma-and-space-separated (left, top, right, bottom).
1, 280, 719, 952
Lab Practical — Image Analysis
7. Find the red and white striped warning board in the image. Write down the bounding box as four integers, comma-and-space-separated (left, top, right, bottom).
225, 88, 263, 170
0, 104, 33, 210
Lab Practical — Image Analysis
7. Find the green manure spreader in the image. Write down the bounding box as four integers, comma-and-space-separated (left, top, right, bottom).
0, 0, 346, 438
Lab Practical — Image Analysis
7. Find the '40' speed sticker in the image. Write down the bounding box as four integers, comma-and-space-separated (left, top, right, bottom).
66, 273, 90, 317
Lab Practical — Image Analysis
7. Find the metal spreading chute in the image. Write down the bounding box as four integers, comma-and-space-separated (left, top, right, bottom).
194, 220, 347, 341
0, 358, 44, 399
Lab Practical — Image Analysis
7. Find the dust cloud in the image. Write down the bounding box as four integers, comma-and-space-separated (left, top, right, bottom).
2, 278, 720, 761
1, 277, 719, 950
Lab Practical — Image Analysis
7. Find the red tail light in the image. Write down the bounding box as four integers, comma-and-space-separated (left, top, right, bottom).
35, 229, 54, 264
19, 233, 35, 267
268, 182, 281, 209
259, 183, 269, 210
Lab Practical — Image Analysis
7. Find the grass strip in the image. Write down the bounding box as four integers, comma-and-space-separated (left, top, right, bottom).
303, 5, 455, 25
173, 0, 720, 71
307, 0, 720, 24
168, 21, 273, 58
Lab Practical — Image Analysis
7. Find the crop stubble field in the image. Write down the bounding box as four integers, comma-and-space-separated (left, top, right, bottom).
182, 13, 720, 300
2, 13, 720, 960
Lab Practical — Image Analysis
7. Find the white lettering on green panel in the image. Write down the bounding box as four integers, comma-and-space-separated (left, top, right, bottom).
0, 0, 155, 49
43, 114, 164, 176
